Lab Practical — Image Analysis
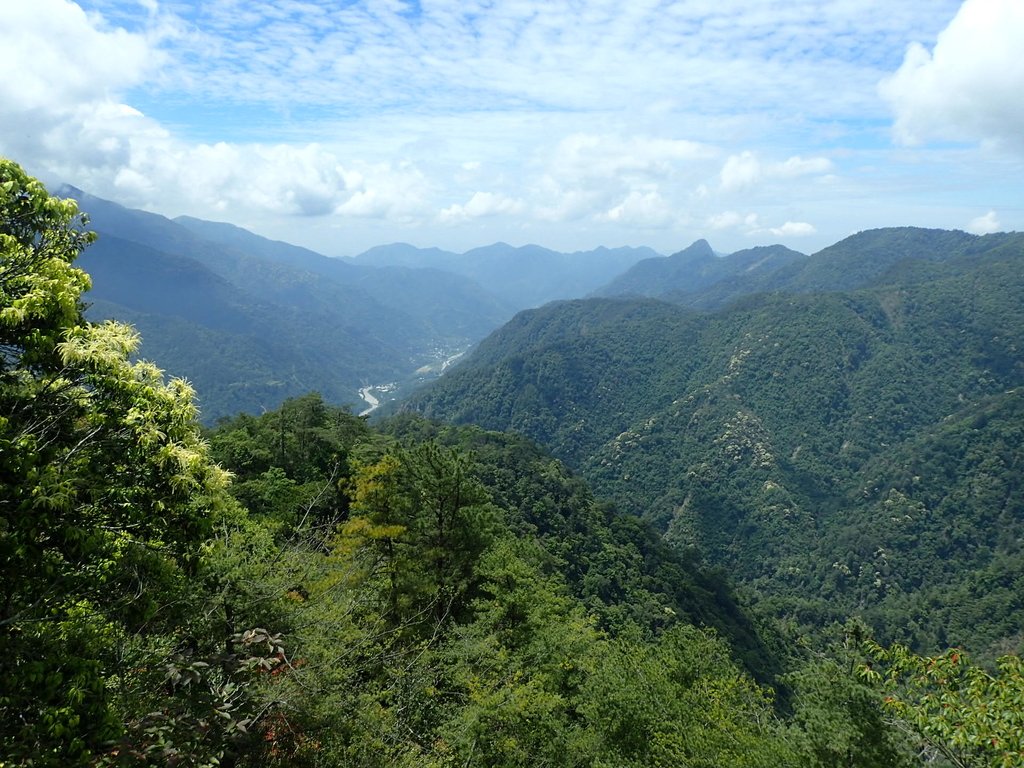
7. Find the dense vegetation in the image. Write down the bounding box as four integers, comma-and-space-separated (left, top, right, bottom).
592, 227, 995, 311
407, 228, 1024, 659
4, 160, 1024, 766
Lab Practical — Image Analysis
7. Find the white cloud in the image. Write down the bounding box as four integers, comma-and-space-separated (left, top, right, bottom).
967, 210, 1001, 235
597, 190, 675, 228
881, 0, 1024, 152
91, 0, 954, 129
532, 176, 605, 223
769, 221, 817, 237
704, 210, 761, 231
774, 156, 834, 178
0, 1, 432, 224
3, 0, 1018, 255
439, 191, 526, 223
719, 151, 833, 191
531, 134, 715, 226
719, 152, 763, 192
708, 211, 744, 230
708, 211, 815, 238
0, 0, 157, 113
332, 162, 432, 220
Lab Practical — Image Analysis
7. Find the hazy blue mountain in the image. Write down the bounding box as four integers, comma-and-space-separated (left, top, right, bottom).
77, 230, 409, 420
353, 241, 660, 309
174, 214, 358, 274
174, 215, 515, 341
65, 188, 513, 421
354, 242, 462, 269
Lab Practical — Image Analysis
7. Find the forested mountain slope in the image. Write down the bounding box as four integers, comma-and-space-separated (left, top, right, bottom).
68, 188, 513, 421
594, 226, 1003, 312
174, 214, 515, 341
79, 232, 410, 417
405, 229, 1024, 656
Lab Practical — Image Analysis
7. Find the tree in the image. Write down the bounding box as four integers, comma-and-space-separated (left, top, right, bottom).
862, 641, 1024, 767
0, 159, 249, 765
340, 442, 499, 627
580, 624, 797, 767
786, 656, 913, 767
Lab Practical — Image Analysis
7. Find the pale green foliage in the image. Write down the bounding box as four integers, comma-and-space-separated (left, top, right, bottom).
863, 641, 1024, 767
0, 170, 92, 343
436, 539, 604, 767
0, 158, 237, 765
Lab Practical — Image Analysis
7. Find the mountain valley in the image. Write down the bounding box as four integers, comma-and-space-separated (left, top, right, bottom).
5, 167, 1023, 766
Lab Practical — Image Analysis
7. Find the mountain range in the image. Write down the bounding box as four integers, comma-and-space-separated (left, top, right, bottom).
68, 188, 688, 421
592, 238, 807, 303
352, 241, 661, 307
62, 182, 1024, 657
69, 188, 518, 421
15, 135, 1024, 768
404, 227, 1024, 656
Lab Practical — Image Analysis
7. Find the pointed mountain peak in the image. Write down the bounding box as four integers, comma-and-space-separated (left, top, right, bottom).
55, 183, 86, 198
669, 238, 716, 261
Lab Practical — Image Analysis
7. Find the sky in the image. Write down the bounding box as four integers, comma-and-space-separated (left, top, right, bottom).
1, 0, 1022, 257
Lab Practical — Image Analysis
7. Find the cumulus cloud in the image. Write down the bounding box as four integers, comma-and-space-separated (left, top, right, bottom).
881, 0, 1024, 151
1, 0, 1015, 253
708, 211, 744, 230
769, 221, 817, 237
719, 151, 833, 192
0, 0, 158, 113
532, 176, 606, 223
597, 190, 676, 228
439, 192, 526, 223
967, 210, 1001, 235
0, 1, 434, 226
707, 211, 760, 231
719, 153, 763, 193
705, 212, 814, 238
530, 134, 714, 226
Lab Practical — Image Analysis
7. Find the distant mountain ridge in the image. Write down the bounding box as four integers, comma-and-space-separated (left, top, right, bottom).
352, 241, 661, 307
591, 227, 1009, 311
62, 187, 679, 422
65, 187, 514, 421
172, 214, 515, 343
592, 239, 807, 302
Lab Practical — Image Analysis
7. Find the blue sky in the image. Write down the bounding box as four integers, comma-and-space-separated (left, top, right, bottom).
2, 0, 1021, 256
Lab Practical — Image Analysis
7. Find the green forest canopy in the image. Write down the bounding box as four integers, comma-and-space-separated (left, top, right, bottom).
2, 159, 1023, 767
405, 237, 1024, 658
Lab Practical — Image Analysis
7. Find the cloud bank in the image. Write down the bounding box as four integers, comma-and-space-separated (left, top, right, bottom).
0, 0, 1018, 255
881, 0, 1024, 152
